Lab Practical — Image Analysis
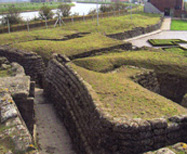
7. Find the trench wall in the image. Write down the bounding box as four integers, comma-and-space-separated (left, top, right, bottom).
133, 71, 187, 104
44, 54, 187, 154
0, 47, 45, 84
107, 19, 163, 40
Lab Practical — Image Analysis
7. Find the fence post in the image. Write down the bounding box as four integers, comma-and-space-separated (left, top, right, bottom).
7, 19, 10, 34
83, 13, 85, 22
45, 17, 48, 29
59, 17, 62, 27
71, 16, 74, 24
27, 19, 30, 32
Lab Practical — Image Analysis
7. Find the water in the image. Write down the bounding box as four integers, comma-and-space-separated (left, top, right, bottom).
0, 2, 101, 21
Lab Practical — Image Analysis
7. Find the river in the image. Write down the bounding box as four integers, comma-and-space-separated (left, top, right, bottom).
0, 2, 101, 21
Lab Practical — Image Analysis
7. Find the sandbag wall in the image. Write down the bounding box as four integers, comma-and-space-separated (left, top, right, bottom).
0, 47, 45, 84
44, 54, 187, 154
107, 20, 163, 40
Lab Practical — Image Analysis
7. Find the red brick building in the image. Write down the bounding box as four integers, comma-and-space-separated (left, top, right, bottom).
148, 0, 185, 16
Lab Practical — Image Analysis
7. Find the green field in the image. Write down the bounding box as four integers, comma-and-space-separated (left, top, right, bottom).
0, 2, 74, 14
71, 50, 187, 119
171, 20, 187, 31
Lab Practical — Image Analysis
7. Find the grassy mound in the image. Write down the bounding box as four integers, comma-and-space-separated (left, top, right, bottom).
73, 50, 187, 77
171, 20, 187, 31
70, 63, 187, 119
148, 39, 187, 46
12, 33, 125, 61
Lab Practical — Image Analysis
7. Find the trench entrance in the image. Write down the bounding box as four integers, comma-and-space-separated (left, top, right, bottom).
136, 73, 187, 105
34, 88, 75, 154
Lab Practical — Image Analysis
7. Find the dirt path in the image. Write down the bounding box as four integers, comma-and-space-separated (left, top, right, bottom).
34, 88, 75, 154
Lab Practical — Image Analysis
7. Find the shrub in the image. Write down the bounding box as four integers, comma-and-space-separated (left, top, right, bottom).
57, 4, 71, 17
100, 3, 127, 13
39, 6, 54, 20
1, 5, 23, 25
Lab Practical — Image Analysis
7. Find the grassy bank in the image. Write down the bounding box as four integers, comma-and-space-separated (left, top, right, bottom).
70, 51, 187, 119
73, 50, 187, 77
171, 20, 187, 31
12, 33, 125, 61
60, 13, 159, 34
0, 2, 74, 14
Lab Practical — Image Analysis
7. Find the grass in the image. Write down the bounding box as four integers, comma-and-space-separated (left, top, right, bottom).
164, 47, 187, 57
70, 62, 187, 119
12, 33, 124, 61
0, 28, 77, 46
148, 39, 187, 46
60, 13, 160, 34
0, 13, 160, 45
171, 20, 187, 31
0, 2, 74, 14
73, 50, 187, 77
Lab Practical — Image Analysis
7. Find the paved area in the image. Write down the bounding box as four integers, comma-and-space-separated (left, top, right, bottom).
35, 88, 75, 154
161, 17, 171, 30
128, 31, 187, 48
124, 17, 187, 48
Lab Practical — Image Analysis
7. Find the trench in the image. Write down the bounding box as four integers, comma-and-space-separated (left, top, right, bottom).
34, 88, 75, 154
135, 72, 187, 106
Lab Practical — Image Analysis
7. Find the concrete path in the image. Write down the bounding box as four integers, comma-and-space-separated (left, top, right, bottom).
34, 88, 75, 154
128, 31, 187, 48
124, 17, 187, 48
161, 17, 171, 30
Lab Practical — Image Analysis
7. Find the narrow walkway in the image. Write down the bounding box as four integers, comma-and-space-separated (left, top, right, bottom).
34, 88, 75, 154
161, 17, 171, 31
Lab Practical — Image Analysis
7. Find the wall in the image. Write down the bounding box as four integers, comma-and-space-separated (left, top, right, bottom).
133, 71, 187, 104
0, 91, 37, 153
149, 0, 183, 12
107, 20, 162, 40
44, 54, 187, 154
0, 47, 45, 85
144, 2, 162, 14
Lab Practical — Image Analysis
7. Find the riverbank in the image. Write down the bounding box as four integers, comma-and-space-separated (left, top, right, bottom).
0, 2, 74, 15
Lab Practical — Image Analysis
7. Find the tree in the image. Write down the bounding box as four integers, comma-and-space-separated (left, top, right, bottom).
39, 6, 54, 20
1, 5, 23, 25
56, 4, 71, 17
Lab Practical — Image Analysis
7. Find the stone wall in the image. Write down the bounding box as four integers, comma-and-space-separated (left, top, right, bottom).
0, 60, 36, 134
44, 54, 187, 154
0, 47, 45, 85
107, 20, 162, 40
0, 91, 38, 153
132, 71, 187, 104
132, 71, 160, 94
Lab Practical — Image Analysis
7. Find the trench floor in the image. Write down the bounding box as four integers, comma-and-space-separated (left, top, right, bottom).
34, 88, 75, 154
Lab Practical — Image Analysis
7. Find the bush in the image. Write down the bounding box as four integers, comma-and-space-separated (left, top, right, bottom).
1, 5, 23, 25
100, 3, 127, 13
57, 4, 71, 17
39, 6, 54, 20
